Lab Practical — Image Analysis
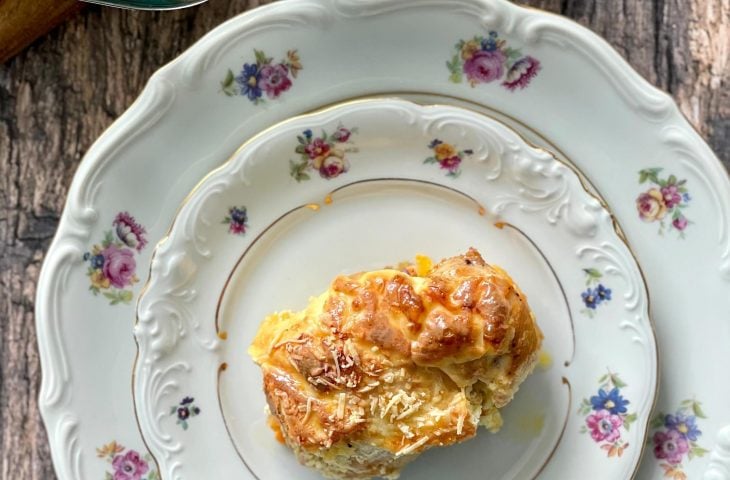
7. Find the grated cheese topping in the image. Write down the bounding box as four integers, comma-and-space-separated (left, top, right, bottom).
395, 435, 430, 458
456, 410, 466, 435
302, 397, 313, 424
337, 393, 346, 419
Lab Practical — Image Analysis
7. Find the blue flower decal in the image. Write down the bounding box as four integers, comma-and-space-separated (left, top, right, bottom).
229, 207, 247, 224
582, 284, 611, 308
85, 253, 105, 269
596, 284, 612, 301
665, 413, 702, 441
650, 399, 709, 471
582, 288, 598, 309
170, 396, 201, 430
481, 31, 499, 51
578, 371, 636, 458
221, 49, 302, 103
236, 63, 262, 102
581, 268, 612, 317
224, 206, 249, 236
590, 387, 629, 415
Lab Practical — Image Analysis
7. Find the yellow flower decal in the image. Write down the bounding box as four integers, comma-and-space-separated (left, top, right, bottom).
460, 40, 480, 60
287, 49, 303, 78
96, 441, 124, 458
434, 142, 456, 161
636, 188, 668, 222
636, 168, 691, 237
424, 139, 473, 178
90, 270, 111, 290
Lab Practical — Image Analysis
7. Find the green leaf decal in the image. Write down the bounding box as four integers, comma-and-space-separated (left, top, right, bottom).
254, 49, 270, 65
221, 69, 234, 91
610, 374, 627, 388
692, 401, 707, 419
102, 230, 114, 247
584, 268, 602, 279
650, 415, 665, 429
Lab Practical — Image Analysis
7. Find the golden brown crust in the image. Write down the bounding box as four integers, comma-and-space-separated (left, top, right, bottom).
249, 248, 543, 478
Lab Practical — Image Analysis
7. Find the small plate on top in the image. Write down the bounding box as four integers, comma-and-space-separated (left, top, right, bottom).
133, 99, 656, 479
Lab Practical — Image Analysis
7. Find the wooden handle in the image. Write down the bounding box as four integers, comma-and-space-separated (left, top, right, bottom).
0, 0, 83, 64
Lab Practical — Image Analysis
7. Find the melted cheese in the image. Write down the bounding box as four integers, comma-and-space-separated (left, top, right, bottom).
248, 248, 542, 479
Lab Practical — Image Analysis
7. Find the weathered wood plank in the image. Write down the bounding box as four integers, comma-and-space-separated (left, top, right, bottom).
0, 1, 726, 478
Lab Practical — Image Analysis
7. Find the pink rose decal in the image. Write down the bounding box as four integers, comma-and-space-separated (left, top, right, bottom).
586, 409, 623, 443
319, 155, 348, 179
332, 127, 351, 143
653, 429, 690, 465
636, 189, 668, 222
304, 138, 331, 159
290, 125, 358, 182
463, 50, 505, 84
83, 212, 145, 305
660, 184, 681, 208
672, 216, 688, 231
102, 244, 136, 289
440, 156, 461, 173
637, 168, 691, 236
111, 450, 149, 480
229, 222, 245, 234
447, 31, 541, 91
259, 63, 292, 99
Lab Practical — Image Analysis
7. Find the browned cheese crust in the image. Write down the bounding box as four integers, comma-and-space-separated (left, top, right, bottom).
249, 248, 543, 479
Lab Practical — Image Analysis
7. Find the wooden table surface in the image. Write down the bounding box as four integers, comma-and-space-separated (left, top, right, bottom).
0, 0, 728, 478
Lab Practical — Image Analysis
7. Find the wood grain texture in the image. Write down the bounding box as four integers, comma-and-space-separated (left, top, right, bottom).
0, 1, 727, 478
0, 0, 83, 64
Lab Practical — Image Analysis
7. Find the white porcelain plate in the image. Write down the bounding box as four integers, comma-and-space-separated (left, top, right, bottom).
37, 1, 730, 479
133, 100, 656, 479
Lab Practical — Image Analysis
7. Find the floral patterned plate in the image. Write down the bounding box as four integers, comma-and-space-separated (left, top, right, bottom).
36, 1, 730, 479
133, 99, 657, 479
